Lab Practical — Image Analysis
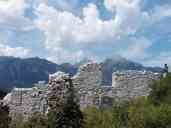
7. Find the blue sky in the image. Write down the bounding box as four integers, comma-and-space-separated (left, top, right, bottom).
0, 0, 171, 67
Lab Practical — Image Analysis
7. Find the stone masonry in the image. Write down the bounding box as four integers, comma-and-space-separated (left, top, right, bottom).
72, 63, 102, 89
111, 70, 161, 101
48, 72, 71, 111
3, 62, 162, 119
7, 86, 48, 120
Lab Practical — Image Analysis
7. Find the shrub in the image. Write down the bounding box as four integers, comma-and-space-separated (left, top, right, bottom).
149, 73, 171, 105
83, 107, 113, 128
0, 103, 11, 128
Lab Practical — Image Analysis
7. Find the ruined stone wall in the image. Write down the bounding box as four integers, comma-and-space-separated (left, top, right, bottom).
6, 86, 48, 120
48, 72, 71, 111
73, 67, 161, 107
77, 86, 114, 108
72, 63, 106, 108
72, 63, 102, 89
5, 72, 72, 120
112, 70, 161, 99
3, 63, 162, 118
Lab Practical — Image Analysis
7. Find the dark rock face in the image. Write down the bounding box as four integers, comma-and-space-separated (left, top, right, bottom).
0, 56, 77, 89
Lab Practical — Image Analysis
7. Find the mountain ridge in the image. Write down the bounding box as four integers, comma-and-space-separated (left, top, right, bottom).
0, 56, 163, 89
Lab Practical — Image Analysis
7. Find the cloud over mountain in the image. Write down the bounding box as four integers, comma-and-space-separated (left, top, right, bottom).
0, 0, 170, 66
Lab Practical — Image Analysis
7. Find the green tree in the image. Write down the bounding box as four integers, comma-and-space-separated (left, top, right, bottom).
149, 73, 171, 105
10, 113, 48, 128
9, 114, 25, 128
24, 113, 48, 128
48, 79, 84, 128
112, 102, 129, 128
144, 104, 171, 128
124, 72, 171, 128
83, 107, 113, 128
0, 103, 11, 128
126, 98, 148, 128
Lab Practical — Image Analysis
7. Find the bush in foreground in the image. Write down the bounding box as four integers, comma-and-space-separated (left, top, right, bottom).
0, 103, 11, 128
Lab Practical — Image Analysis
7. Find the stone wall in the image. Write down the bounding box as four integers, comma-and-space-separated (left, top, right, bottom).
5, 72, 73, 120
72, 63, 102, 89
3, 63, 162, 119
48, 72, 71, 111
74, 69, 161, 107
5, 86, 48, 120
76, 86, 114, 108
112, 70, 161, 99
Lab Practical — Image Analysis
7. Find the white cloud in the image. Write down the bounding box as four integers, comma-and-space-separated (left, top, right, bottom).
104, 0, 140, 12
0, 3, 32, 58
47, 49, 84, 64
0, 0, 25, 16
0, 0, 162, 64
34, 0, 149, 63
120, 37, 152, 60
144, 52, 171, 67
0, 0, 34, 31
0, 44, 31, 58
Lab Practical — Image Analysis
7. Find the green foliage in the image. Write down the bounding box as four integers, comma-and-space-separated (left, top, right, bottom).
125, 99, 171, 128
127, 98, 148, 128
83, 107, 113, 128
10, 113, 48, 128
149, 73, 171, 105
144, 104, 171, 128
110, 73, 171, 128
9, 114, 25, 128
0, 103, 11, 128
48, 79, 84, 128
24, 113, 48, 128
47, 110, 59, 128
112, 102, 129, 128
4, 72, 171, 128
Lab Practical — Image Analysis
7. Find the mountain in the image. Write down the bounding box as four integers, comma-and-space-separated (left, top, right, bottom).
75, 58, 93, 67
0, 56, 77, 89
0, 56, 163, 89
101, 57, 163, 85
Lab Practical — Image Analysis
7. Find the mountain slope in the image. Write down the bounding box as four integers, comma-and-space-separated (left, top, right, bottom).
101, 57, 163, 85
0, 56, 77, 89
0, 56, 163, 89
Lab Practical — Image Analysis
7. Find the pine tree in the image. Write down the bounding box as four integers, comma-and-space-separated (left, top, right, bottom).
48, 78, 84, 128
0, 89, 7, 99
164, 64, 169, 73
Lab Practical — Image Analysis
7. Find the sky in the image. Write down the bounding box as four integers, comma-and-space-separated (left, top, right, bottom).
0, 0, 171, 67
